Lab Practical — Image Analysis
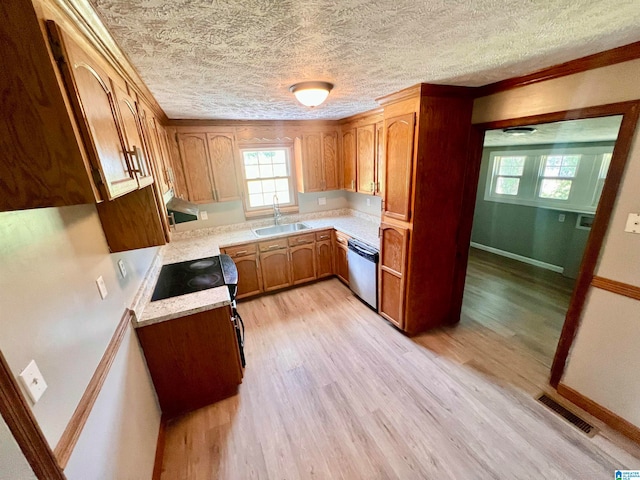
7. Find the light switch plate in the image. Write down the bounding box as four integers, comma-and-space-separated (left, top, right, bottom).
624, 213, 640, 234
117, 259, 127, 279
19, 360, 47, 404
96, 275, 108, 299
318, 197, 326, 206
558, 214, 565, 222
200, 211, 208, 220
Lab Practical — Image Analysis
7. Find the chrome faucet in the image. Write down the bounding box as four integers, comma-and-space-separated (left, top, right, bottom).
273, 194, 282, 225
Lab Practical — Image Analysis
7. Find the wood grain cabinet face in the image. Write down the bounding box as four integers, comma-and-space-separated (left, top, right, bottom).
290, 244, 316, 284
207, 133, 241, 201
177, 133, 215, 203
375, 122, 385, 198
334, 232, 350, 285
383, 113, 415, 221
316, 240, 333, 278
48, 24, 138, 201
357, 125, 376, 194
222, 244, 263, 298
261, 249, 292, 291
379, 223, 410, 328
342, 129, 357, 191
295, 132, 340, 193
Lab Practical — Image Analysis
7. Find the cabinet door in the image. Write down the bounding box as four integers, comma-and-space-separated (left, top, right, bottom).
234, 254, 263, 299
357, 125, 375, 194
342, 128, 356, 191
290, 243, 316, 284
379, 223, 410, 328
207, 133, 241, 201
49, 26, 137, 200
301, 133, 324, 192
112, 83, 154, 188
316, 240, 333, 278
322, 132, 340, 191
375, 122, 385, 197
177, 133, 215, 203
383, 113, 415, 221
138, 103, 170, 194
335, 244, 349, 285
261, 249, 291, 291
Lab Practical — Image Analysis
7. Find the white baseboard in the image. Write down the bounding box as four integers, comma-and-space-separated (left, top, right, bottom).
470, 242, 564, 274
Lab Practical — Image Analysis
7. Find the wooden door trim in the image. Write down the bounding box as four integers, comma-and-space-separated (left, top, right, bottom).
0, 350, 65, 479
54, 309, 132, 467
591, 276, 640, 302
463, 101, 640, 389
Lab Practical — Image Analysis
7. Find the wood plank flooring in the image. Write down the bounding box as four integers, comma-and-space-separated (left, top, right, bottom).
159, 249, 640, 479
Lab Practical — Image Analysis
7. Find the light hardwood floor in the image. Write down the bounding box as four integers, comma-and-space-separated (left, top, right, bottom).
160, 249, 640, 479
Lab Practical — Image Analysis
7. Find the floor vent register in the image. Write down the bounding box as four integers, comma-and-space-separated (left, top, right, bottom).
537, 393, 598, 437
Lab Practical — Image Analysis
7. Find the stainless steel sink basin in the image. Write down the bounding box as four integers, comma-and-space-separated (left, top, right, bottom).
253, 223, 310, 237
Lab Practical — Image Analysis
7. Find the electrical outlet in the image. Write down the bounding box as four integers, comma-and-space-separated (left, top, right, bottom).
318, 197, 326, 206
558, 214, 565, 223
624, 213, 640, 233
96, 275, 108, 299
19, 360, 47, 404
117, 259, 127, 279
200, 211, 208, 220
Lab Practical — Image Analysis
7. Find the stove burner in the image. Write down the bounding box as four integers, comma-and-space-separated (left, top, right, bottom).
187, 273, 223, 289
189, 259, 216, 270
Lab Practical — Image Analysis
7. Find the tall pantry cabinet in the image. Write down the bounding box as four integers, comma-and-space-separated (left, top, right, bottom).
377, 84, 475, 335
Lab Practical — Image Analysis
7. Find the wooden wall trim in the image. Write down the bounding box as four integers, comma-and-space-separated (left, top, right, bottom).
557, 383, 640, 443
478, 41, 640, 97
592, 276, 640, 301
0, 350, 66, 479
152, 415, 167, 480
53, 309, 132, 468
550, 101, 640, 387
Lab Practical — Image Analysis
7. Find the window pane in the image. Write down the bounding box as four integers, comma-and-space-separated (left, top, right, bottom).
276, 190, 290, 203
258, 151, 275, 164
546, 156, 563, 167
273, 164, 288, 177
563, 155, 580, 167
245, 165, 260, 179
275, 178, 289, 191
498, 157, 525, 176
495, 177, 520, 195
243, 152, 258, 165
539, 179, 572, 199
558, 166, 577, 177
273, 151, 286, 163
259, 165, 274, 177
262, 179, 276, 193
544, 166, 561, 176
249, 194, 265, 207
247, 180, 263, 194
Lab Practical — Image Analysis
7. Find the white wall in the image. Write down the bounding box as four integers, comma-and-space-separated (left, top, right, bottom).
0, 415, 36, 480
473, 58, 640, 426
0, 205, 161, 474
346, 191, 382, 217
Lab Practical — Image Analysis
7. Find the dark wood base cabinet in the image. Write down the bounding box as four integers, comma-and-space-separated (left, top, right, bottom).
136, 305, 243, 418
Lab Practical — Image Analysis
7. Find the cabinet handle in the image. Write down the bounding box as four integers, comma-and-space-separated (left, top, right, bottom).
268, 244, 281, 249
370, 181, 375, 193
319, 235, 329, 240
234, 250, 247, 256
127, 145, 145, 176
351, 180, 355, 190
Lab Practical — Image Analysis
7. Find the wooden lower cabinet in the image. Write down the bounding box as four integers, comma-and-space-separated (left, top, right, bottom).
378, 222, 410, 328
334, 230, 350, 285
290, 244, 316, 284
261, 249, 292, 291
316, 240, 333, 278
136, 305, 243, 417
221, 243, 263, 299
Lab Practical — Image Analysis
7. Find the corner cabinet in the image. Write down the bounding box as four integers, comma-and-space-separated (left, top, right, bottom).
294, 131, 340, 193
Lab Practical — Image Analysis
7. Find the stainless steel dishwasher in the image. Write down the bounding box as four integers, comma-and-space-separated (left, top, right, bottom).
347, 238, 379, 311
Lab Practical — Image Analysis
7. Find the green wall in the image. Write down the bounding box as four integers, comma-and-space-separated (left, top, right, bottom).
470, 143, 612, 278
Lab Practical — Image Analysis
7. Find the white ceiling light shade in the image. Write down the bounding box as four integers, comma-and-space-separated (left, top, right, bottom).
289, 81, 334, 107
502, 127, 537, 136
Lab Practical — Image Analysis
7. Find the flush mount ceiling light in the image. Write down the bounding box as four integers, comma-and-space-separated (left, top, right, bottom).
502, 126, 537, 136
289, 81, 334, 107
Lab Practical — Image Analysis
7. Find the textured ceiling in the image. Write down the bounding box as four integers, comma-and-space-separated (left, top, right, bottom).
484, 116, 623, 147
88, 0, 640, 120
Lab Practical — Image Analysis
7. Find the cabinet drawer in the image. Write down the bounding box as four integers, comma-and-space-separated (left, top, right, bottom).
334, 231, 350, 246
222, 243, 257, 257
288, 233, 315, 246
315, 230, 332, 241
259, 238, 288, 252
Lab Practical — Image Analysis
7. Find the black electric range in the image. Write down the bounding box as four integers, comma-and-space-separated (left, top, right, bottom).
150, 254, 238, 302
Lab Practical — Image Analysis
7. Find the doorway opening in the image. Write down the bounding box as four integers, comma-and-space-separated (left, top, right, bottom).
460, 115, 624, 389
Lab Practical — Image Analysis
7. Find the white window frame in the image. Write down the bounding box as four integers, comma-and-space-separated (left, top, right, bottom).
238, 144, 298, 215
484, 145, 614, 214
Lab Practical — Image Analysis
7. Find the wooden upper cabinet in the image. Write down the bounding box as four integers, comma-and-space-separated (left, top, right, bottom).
357, 125, 376, 194
48, 23, 138, 201
295, 131, 340, 193
378, 223, 410, 328
177, 133, 215, 203
137, 101, 169, 194
207, 133, 241, 202
342, 128, 357, 191
383, 113, 415, 221
375, 122, 385, 198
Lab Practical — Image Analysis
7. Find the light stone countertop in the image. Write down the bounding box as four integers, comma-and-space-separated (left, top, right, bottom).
131, 209, 380, 328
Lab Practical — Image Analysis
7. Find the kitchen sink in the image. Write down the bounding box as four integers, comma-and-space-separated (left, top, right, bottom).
253, 223, 310, 237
